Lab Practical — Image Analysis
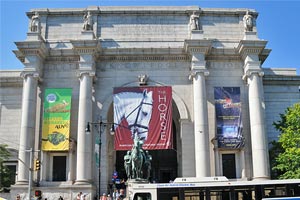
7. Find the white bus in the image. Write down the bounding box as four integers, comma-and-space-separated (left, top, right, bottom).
127, 177, 300, 200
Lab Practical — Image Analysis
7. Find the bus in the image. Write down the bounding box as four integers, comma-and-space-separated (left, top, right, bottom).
127, 177, 300, 200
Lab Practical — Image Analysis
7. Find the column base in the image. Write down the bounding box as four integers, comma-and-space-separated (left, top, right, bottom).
15, 180, 29, 185
75, 179, 92, 185
252, 176, 270, 181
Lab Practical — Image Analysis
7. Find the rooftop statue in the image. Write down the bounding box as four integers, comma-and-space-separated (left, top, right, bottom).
190, 11, 200, 30
83, 11, 93, 31
30, 12, 41, 32
243, 10, 254, 32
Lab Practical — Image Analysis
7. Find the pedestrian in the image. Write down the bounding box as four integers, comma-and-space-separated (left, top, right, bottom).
100, 193, 107, 200
112, 189, 119, 200
58, 196, 64, 200
16, 194, 20, 200
77, 192, 82, 200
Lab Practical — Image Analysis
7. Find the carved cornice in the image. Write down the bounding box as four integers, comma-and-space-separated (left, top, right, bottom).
71, 40, 100, 55
45, 56, 80, 62
184, 39, 213, 56
0, 71, 23, 87
14, 40, 48, 62
98, 55, 190, 62
237, 40, 269, 60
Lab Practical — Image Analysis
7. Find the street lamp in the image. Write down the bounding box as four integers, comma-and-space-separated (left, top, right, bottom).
85, 118, 115, 198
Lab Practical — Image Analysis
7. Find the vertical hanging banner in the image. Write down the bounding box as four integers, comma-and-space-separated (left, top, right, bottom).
214, 87, 244, 149
42, 88, 72, 151
113, 86, 172, 150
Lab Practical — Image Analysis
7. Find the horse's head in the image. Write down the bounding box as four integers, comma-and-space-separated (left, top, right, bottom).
127, 90, 153, 141
114, 89, 153, 141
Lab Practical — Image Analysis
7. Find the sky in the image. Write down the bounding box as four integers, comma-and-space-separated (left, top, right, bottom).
1, 0, 300, 73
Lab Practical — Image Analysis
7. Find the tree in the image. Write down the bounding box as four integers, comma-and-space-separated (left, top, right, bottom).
0, 144, 12, 192
271, 103, 300, 179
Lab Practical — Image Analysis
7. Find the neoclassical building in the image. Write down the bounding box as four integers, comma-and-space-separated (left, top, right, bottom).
0, 6, 299, 200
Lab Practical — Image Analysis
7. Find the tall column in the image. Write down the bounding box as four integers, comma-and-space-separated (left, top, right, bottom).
16, 72, 39, 184
189, 53, 210, 177
72, 40, 98, 184
238, 40, 270, 180
245, 69, 270, 180
14, 41, 46, 185
75, 71, 95, 184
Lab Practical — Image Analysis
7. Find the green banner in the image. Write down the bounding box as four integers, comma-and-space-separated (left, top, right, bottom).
42, 88, 72, 151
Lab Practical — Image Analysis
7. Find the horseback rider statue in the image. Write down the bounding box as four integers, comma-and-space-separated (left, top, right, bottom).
124, 134, 152, 181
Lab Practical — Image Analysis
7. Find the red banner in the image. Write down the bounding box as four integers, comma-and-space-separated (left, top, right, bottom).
113, 86, 172, 150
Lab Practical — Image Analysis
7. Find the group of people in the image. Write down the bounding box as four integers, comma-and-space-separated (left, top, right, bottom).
76, 192, 88, 200
98, 188, 125, 200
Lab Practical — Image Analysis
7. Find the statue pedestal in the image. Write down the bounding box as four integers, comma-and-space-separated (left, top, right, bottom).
128, 178, 149, 184
26, 32, 43, 41
81, 30, 95, 39
243, 31, 258, 40
190, 30, 204, 39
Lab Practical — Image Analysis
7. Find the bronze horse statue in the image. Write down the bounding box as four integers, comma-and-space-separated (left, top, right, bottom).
131, 135, 144, 179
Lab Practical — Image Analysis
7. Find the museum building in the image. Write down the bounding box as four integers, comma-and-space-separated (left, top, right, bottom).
0, 6, 300, 199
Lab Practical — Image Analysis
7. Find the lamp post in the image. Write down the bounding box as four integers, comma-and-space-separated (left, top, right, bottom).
85, 118, 115, 199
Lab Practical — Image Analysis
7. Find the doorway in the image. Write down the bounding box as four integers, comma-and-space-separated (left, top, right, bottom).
52, 156, 66, 181
222, 154, 236, 179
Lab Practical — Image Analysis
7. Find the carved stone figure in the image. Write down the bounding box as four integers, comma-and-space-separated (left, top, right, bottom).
138, 74, 148, 85
83, 11, 93, 31
30, 12, 41, 32
190, 11, 200, 30
243, 10, 253, 32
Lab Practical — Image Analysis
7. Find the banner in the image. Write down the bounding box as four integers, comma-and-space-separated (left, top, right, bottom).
214, 87, 244, 149
113, 86, 172, 150
42, 88, 72, 151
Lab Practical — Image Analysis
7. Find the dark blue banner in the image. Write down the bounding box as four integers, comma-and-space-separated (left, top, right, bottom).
214, 87, 244, 149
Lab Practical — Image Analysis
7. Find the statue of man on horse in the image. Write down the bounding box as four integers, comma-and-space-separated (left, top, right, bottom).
124, 134, 152, 180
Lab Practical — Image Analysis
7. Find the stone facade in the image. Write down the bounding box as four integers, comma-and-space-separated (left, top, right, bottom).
0, 6, 300, 200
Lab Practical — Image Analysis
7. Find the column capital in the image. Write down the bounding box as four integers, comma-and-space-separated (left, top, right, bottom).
77, 70, 96, 80
189, 68, 209, 80
242, 69, 264, 81
20, 71, 41, 82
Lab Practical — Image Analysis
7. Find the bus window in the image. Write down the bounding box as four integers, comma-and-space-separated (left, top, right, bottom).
133, 192, 151, 200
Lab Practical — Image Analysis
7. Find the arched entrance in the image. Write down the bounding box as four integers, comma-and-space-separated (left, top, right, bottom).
103, 90, 186, 190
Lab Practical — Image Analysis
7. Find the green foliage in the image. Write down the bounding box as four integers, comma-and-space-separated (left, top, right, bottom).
271, 103, 300, 179
0, 144, 12, 192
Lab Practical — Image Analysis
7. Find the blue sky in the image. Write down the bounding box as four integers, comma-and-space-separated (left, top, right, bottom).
1, 0, 299, 73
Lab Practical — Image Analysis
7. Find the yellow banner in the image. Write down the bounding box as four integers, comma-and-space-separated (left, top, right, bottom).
42, 88, 72, 151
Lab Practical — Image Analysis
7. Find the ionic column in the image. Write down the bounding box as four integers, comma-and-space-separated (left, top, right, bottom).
75, 71, 95, 184
244, 69, 270, 180
238, 39, 270, 180
16, 72, 39, 184
71, 40, 98, 185
189, 54, 210, 177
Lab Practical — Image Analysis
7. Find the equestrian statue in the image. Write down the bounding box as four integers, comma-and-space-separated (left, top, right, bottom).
124, 134, 152, 181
